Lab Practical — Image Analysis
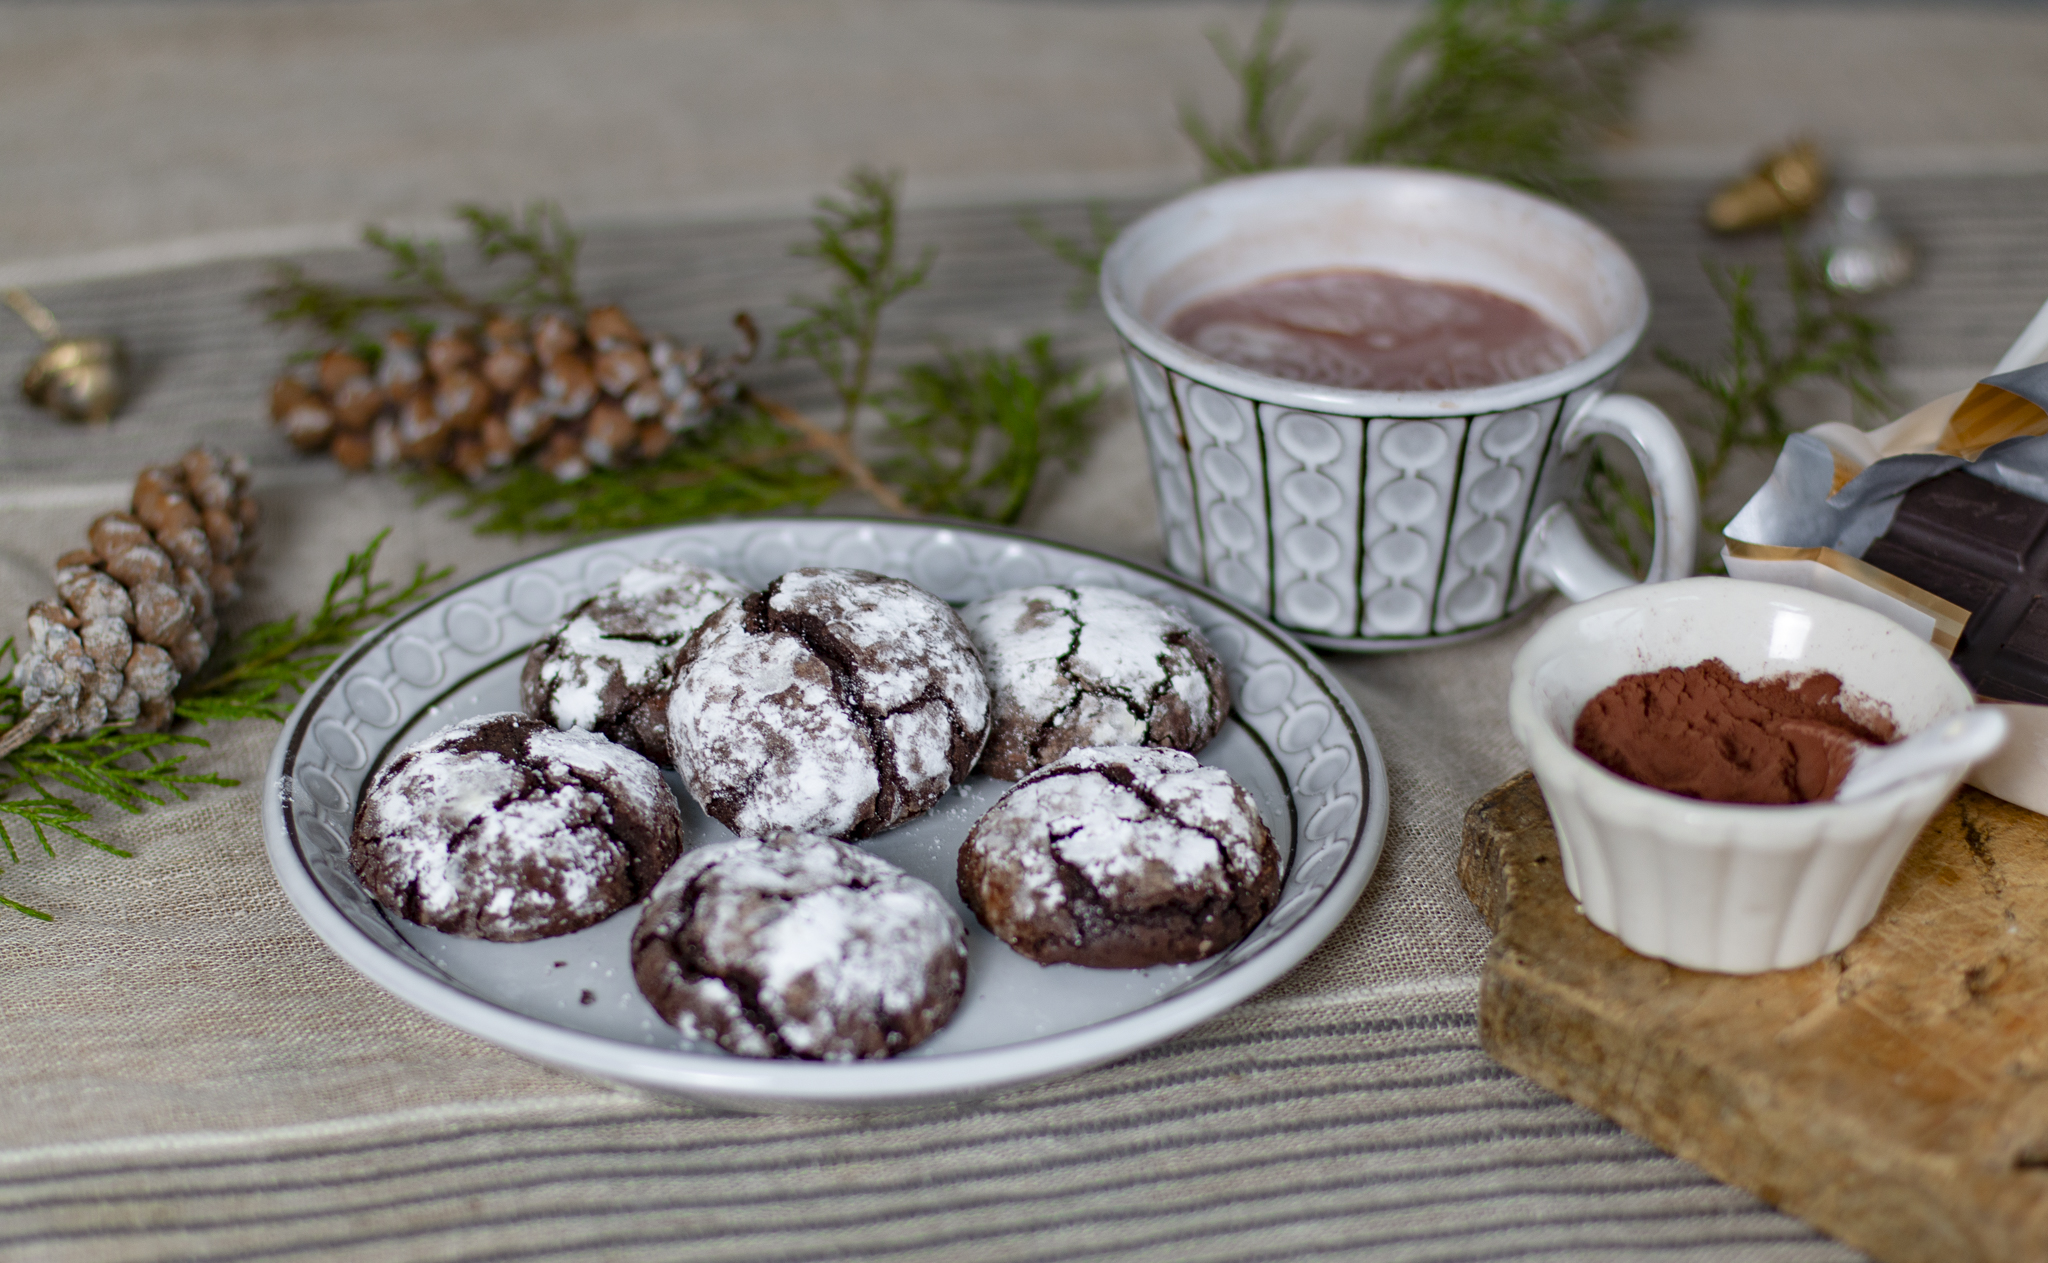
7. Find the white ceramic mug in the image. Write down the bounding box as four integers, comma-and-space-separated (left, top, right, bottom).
1100, 167, 1697, 651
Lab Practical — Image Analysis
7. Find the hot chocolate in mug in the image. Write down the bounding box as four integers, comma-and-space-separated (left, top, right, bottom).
1100, 166, 1696, 650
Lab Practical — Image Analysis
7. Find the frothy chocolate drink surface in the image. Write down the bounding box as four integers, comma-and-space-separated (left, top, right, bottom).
1166, 268, 1582, 392
1573, 659, 1895, 805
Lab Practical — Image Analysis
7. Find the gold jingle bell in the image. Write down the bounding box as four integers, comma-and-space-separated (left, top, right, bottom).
1704, 139, 1829, 234
5, 288, 128, 423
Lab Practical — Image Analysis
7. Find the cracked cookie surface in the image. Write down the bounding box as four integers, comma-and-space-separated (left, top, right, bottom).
632, 831, 968, 1060
957, 745, 1279, 968
963, 585, 1229, 780
349, 712, 684, 942
669, 567, 991, 840
521, 559, 745, 766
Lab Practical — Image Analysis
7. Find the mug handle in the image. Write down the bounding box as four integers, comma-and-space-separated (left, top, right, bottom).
1518, 392, 1698, 602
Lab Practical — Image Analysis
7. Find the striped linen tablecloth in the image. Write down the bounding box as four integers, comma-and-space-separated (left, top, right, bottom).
1, 177, 2044, 1261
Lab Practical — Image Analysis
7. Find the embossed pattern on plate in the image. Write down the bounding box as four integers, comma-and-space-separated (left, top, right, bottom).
262, 520, 1388, 1110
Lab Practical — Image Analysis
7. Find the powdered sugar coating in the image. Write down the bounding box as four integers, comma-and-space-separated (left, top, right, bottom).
957, 746, 1279, 968
521, 559, 746, 765
350, 712, 684, 941
631, 831, 968, 1060
669, 568, 991, 840
963, 586, 1229, 779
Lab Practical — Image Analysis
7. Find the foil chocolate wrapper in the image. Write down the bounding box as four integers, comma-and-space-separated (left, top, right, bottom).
1722, 300, 2048, 811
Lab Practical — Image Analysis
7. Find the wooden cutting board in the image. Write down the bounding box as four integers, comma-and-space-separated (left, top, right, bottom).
1460, 773, 2048, 1263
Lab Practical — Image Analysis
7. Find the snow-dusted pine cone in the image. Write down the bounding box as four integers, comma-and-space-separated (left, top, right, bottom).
13, 447, 258, 740
269, 306, 751, 483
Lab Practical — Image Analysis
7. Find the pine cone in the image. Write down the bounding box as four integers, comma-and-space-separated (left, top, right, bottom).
270, 306, 752, 484
11, 447, 258, 741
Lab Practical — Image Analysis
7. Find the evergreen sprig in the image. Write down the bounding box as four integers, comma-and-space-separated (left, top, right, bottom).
1018, 203, 1123, 309
260, 200, 585, 342
880, 335, 1103, 525
0, 532, 447, 919
1656, 235, 1892, 496
0, 660, 230, 919
258, 264, 423, 342
442, 170, 1105, 534
1353, 0, 1685, 202
1179, 0, 1683, 201
458, 203, 585, 314
176, 530, 451, 724
445, 406, 842, 535
1587, 235, 1893, 572
1179, 1, 1332, 181
260, 184, 1102, 536
777, 166, 938, 436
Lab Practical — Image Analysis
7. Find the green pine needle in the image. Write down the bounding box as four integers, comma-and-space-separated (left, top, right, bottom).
259, 263, 422, 342
442, 404, 843, 536
1351, 0, 1685, 202
0, 893, 51, 921
1179, 0, 1683, 201
1589, 234, 1893, 574
176, 529, 450, 724
1179, 0, 1333, 180
261, 200, 584, 343
259, 182, 1101, 538
1582, 445, 1653, 578
0, 531, 447, 919
1018, 203, 1123, 310
1655, 234, 1892, 497
458, 203, 585, 314
777, 167, 937, 437
0, 646, 227, 918
880, 335, 1103, 525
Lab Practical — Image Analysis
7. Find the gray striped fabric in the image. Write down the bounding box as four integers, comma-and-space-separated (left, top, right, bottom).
0, 996, 1852, 1263
6, 177, 2035, 1261
1, 176, 2041, 486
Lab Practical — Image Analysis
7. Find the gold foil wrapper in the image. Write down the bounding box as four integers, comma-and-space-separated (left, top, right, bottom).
1722, 539, 1968, 656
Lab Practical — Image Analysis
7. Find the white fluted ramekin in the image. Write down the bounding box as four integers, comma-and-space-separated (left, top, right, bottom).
1508, 577, 1976, 973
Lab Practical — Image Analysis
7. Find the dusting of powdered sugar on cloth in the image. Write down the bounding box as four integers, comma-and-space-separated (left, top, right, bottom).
962, 585, 1227, 779
525, 559, 745, 732
632, 832, 967, 1060
350, 712, 682, 941
670, 568, 990, 840
967, 746, 1267, 921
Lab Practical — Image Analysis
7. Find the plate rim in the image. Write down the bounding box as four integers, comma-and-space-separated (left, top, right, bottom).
261, 516, 1390, 1109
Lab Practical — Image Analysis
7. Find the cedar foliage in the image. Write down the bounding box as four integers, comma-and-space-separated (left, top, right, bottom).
266, 176, 1101, 535
1180, 0, 1684, 201
0, 532, 445, 919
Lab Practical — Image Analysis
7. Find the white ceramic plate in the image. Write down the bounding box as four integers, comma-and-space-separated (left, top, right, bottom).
263, 519, 1388, 1110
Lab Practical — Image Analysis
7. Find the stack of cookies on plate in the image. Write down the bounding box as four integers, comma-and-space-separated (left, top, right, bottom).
349, 559, 1279, 1061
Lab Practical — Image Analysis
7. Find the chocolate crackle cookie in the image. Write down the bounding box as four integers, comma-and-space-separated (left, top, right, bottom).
669, 567, 991, 840
632, 831, 968, 1060
350, 712, 683, 941
520, 559, 745, 765
961, 585, 1229, 780
957, 745, 1279, 969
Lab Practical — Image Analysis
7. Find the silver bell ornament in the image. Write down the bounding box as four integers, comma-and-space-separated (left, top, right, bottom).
1805, 188, 1915, 296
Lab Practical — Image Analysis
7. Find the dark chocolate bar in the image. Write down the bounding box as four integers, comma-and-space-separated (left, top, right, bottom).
1861, 468, 2048, 702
